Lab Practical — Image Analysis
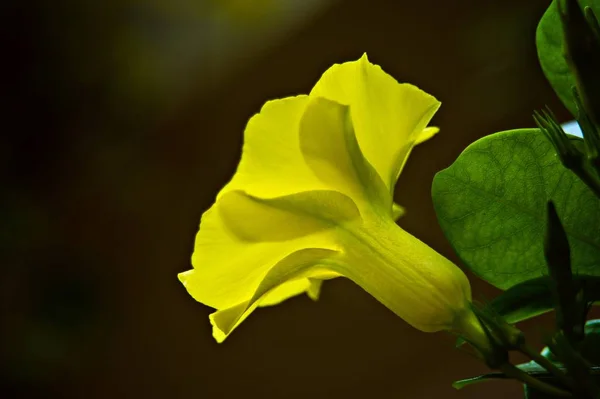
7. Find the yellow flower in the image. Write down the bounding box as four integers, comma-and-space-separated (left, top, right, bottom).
179, 54, 481, 344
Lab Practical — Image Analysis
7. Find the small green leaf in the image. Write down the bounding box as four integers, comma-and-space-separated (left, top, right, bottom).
452, 372, 509, 390
453, 362, 575, 390
432, 129, 600, 289
536, 0, 600, 116
487, 277, 555, 324
485, 275, 600, 324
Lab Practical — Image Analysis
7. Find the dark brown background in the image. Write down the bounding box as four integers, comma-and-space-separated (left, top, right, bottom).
2, 0, 578, 398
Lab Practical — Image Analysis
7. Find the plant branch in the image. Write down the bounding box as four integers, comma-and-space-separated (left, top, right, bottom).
498, 363, 572, 397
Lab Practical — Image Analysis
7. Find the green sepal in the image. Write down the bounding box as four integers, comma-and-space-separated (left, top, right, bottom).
545, 201, 588, 344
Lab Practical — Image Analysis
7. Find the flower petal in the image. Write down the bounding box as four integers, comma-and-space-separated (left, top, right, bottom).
206, 215, 474, 341
416, 126, 440, 145
392, 202, 405, 220
219, 95, 332, 200
179, 189, 357, 339
218, 189, 358, 243
299, 96, 391, 215
258, 274, 338, 306
208, 247, 340, 342
310, 54, 441, 192
257, 278, 312, 307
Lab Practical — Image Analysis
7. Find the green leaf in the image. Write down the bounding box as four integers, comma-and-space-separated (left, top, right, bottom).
486, 277, 555, 324
485, 275, 600, 324
536, 0, 600, 116
432, 129, 600, 289
453, 361, 576, 390
452, 372, 509, 390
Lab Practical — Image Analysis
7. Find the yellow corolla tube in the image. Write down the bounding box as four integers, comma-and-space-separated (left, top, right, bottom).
179, 54, 485, 345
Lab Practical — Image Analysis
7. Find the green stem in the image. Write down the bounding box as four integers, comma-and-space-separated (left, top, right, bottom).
551, 332, 600, 399
518, 342, 576, 391
499, 363, 572, 397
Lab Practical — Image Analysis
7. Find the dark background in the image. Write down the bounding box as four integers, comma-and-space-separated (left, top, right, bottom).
1, 0, 578, 398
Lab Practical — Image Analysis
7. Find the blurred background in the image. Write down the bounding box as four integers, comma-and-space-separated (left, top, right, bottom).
1, 0, 582, 398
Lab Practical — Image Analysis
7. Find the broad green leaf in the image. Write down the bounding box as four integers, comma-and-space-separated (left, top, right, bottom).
536, 0, 600, 116
485, 275, 600, 324
432, 129, 600, 289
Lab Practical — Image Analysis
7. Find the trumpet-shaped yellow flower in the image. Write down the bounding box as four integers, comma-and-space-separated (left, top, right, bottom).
179, 54, 482, 344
